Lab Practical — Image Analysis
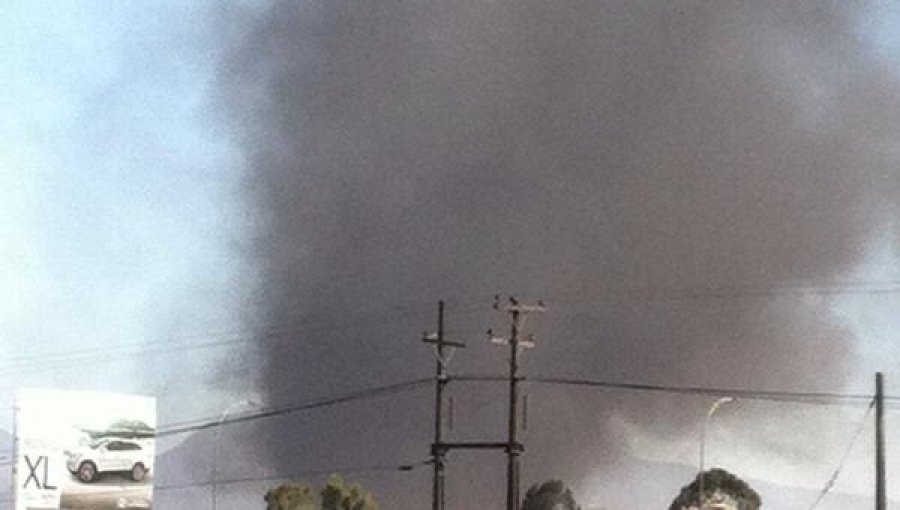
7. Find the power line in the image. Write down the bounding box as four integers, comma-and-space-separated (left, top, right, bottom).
162, 459, 432, 491
156, 378, 432, 437
805, 399, 875, 510
0, 311, 444, 379
0, 374, 890, 507
0, 299, 440, 367
0, 459, 431, 504
4, 280, 899, 375
0, 382, 883, 507
0, 302, 490, 378
0, 379, 431, 470
544, 281, 900, 304
451, 375, 879, 406
0, 375, 891, 456
0, 374, 892, 458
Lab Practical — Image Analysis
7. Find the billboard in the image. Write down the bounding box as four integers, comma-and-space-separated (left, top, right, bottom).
15, 389, 156, 510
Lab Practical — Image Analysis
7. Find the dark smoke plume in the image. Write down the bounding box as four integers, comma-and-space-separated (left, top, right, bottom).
215, 1, 900, 507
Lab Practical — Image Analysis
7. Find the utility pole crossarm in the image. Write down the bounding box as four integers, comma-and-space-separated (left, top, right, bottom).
493, 295, 547, 313
422, 333, 467, 349
489, 331, 536, 349
432, 441, 524, 452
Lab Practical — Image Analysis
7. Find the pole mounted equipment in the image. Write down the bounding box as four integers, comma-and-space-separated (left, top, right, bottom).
490, 295, 546, 510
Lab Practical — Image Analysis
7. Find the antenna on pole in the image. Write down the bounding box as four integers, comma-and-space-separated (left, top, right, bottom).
490, 295, 546, 510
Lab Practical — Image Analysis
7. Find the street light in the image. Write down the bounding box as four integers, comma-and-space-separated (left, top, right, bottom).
212, 399, 259, 510
698, 397, 734, 510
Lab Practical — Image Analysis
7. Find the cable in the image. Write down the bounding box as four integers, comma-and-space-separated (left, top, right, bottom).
0, 374, 884, 461
0, 309, 438, 379
156, 378, 431, 437
0, 459, 430, 503
0, 378, 431, 470
160, 459, 432, 491
451, 375, 877, 406
119, 375, 897, 438
0, 298, 437, 367
0, 301, 489, 378
542, 281, 900, 304
805, 399, 875, 510
3, 279, 899, 374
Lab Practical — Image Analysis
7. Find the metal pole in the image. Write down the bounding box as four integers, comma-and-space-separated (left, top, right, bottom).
506, 309, 520, 510
433, 301, 446, 510
11, 402, 17, 508
212, 418, 220, 510
699, 397, 734, 509
876, 372, 885, 510
699, 417, 705, 510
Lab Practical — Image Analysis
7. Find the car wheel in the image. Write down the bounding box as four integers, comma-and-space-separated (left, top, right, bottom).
77, 461, 97, 483
131, 463, 146, 482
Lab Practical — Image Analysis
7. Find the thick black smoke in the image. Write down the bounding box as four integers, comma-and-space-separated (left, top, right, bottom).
215, 1, 899, 508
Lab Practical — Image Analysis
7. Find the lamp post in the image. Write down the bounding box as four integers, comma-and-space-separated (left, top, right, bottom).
699, 397, 734, 510
212, 399, 258, 510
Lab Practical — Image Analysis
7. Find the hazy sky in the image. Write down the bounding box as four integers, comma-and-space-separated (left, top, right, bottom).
3, 1, 900, 510
0, 0, 254, 457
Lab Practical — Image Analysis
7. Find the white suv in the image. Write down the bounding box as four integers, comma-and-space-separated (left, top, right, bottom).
66, 438, 153, 483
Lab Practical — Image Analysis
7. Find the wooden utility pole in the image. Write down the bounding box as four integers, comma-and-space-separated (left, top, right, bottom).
422, 301, 465, 510
490, 296, 546, 510
421, 296, 545, 510
876, 372, 885, 510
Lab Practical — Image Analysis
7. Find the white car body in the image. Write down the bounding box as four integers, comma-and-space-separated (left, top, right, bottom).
66, 438, 154, 482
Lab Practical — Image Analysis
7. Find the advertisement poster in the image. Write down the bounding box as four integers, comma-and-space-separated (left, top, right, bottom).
15, 389, 156, 510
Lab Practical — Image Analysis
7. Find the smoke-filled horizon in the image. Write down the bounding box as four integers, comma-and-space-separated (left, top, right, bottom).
216, 1, 900, 508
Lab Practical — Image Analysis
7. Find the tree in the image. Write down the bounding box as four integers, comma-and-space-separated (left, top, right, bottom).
522, 479, 580, 510
265, 475, 378, 510
265, 483, 319, 510
668, 468, 761, 510
321, 474, 379, 510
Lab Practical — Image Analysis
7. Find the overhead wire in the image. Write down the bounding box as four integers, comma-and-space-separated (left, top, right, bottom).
159, 458, 432, 491
155, 378, 432, 437
805, 399, 875, 510
0, 372, 882, 470
542, 280, 900, 304
0, 296, 446, 366
0, 459, 432, 503
0, 373, 889, 458
3, 279, 900, 377
0, 303, 461, 378
0, 378, 432, 469
0, 285, 896, 501
0, 375, 888, 508
451, 374, 879, 406
88, 374, 900, 440
0, 299, 499, 380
